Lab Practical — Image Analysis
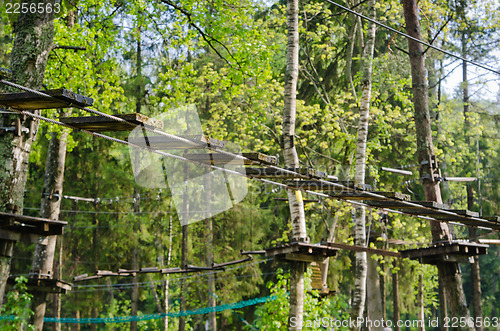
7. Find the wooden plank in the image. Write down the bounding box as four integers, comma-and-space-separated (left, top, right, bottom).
265, 244, 299, 257
439, 255, 474, 263
0, 88, 93, 110
324, 242, 401, 257
365, 200, 448, 210
483, 216, 500, 223
283, 253, 328, 263
443, 177, 476, 182
431, 210, 480, 222
242, 167, 326, 179
60, 113, 163, 132
286, 180, 372, 192
183, 152, 277, 166
447, 209, 480, 217
381, 167, 413, 176
128, 134, 225, 150
478, 239, 500, 245
0, 229, 21, 242
0, 212, 66, 236
327, 191, 410, 201
243, 152, 278, 165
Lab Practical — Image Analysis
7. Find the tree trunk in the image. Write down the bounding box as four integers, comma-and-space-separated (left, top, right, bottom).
351, 0, 376, 328
164, 212, 173, 331
0, 0, 56, 308
468, 186, 483, 331
402, 0, 473, 328
131, 190, 140, 331
203, 174, 217, 330
283, 1, 307, 330
380, 263, 386, 320
344, 3, 358, 99
418, 272, 425, 331
439, 280, 449, 331
206, 220, 216, 330
392, 261, 400, 331
366, 257, 384, 331
30, 128, 69, 330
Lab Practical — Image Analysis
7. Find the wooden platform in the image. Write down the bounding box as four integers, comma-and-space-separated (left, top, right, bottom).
60, 113, 163, 132
8, 277, 72, 294
400, 241, 488, 264
0, 88, 93, 110
128, 134, 225, 149
242, 167, 327, 179
183, 152, 278, 166
0, 212, 66, 236
265, 242, 339, 263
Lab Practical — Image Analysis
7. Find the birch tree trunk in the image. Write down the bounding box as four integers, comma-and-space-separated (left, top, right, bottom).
131, 190, 140, 331
351, 0, 376, 328
402, 0, 473, 328
283, 1, 307, 330
164, 212, 173, 331
0, 0, 56, 307
418, 272, 425, 331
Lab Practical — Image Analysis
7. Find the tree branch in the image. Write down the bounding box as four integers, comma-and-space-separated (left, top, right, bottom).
53, 45, 87, 51
160, 0, 242, 69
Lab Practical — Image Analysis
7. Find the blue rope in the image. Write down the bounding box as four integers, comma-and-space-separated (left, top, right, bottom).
1, 295, 276, 324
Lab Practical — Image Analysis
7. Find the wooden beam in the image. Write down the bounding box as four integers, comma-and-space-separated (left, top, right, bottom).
323, 242, 401, 257
365, 200, 448, 210
328, 191, 410, 201
184, 152, 277, 166
284, 253, 328, 263
0, 88, 93, 110
381, 167, 413, 176
128, 134, 226, 150
443, 177, 476, 182
242, 167, 327, 179
60, 113, 163, 132
478, 239, 500, 245
286, 180, 372, 192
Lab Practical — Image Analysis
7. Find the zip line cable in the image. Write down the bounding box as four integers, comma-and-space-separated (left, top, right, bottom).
0, 79, 497, 231
325, 0, 500, 76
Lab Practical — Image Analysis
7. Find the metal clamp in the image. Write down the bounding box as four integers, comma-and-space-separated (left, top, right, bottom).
0, 126, 29, 135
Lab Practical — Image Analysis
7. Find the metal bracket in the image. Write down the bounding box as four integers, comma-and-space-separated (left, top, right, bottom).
42, 190, 61, 201
0, 126, 29, 135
